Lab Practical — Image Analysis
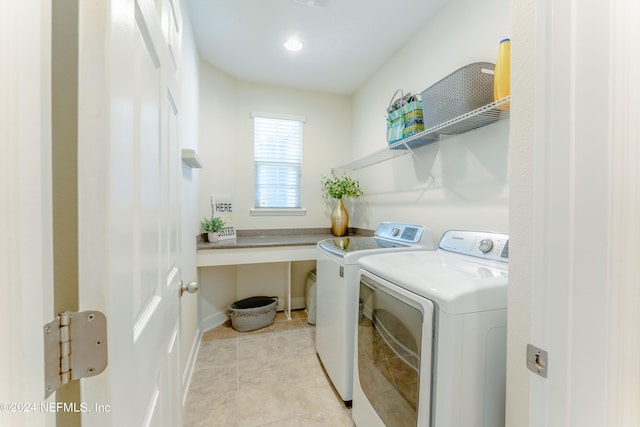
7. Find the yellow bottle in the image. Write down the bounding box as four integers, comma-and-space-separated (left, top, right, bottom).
494, 38, 510, 109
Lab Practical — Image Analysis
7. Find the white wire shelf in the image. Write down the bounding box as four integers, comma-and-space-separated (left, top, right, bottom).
334, 96, 510, 171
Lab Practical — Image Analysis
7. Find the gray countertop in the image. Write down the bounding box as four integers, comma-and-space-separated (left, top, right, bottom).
196, 228, 372, 250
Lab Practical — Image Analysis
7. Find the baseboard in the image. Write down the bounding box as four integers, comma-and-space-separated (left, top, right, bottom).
201, 310, 229, 333
291, 296, 306, 311
182, 324, 203, 406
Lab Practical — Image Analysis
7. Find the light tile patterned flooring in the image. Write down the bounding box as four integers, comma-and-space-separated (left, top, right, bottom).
184, 310, 355, 427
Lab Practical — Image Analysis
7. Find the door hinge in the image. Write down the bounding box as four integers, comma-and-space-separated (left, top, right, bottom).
43, 311, 108, 398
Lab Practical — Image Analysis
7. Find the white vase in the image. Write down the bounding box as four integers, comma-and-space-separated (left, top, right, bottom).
207, 232, 219, 243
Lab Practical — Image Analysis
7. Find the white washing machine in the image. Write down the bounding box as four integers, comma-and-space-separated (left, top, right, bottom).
353, 230, 509, 427
315, 222, 436, 405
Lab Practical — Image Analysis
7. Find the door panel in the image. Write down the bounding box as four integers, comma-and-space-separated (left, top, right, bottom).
134, 10, 162, 321
167, 89, 181, 265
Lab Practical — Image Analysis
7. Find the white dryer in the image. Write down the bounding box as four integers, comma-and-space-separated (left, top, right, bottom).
353, 230, 509, 427
315, 222, 436, 405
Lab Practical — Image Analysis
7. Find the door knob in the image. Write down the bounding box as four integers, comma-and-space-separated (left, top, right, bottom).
180, 281, 199, 297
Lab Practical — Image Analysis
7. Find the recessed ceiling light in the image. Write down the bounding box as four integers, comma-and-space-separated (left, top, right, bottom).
283, 39, 303, 52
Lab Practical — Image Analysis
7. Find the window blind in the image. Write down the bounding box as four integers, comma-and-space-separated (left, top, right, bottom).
253, 116, 303, 208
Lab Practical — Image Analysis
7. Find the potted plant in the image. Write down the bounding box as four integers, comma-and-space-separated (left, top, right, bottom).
321, 174, 363, 236
200, 216, 226, 243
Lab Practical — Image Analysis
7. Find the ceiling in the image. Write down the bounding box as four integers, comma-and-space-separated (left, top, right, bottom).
185, 0, 447, 95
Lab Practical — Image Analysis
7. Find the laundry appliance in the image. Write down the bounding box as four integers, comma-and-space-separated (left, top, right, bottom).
354, 230, 509, 426
315, 222, 436, 405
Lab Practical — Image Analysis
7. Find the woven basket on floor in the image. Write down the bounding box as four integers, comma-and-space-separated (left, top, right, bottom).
227, 296, 277, 332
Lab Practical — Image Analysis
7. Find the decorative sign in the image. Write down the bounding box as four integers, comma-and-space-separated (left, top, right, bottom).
211, 195, 236, 240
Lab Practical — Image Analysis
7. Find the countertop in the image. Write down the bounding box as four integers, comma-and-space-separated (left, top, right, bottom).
195, 228, 373, 318
196, 228, 372, 251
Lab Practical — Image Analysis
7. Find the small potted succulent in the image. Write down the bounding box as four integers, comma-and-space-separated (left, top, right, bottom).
200, 216, 226, 243
321, 174, 363, 236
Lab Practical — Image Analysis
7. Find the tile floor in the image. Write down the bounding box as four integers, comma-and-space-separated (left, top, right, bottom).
183, 310, 355, 427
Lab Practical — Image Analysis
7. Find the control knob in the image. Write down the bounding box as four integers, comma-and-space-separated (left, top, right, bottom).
478, 239, 494, 253
392, 228, 400, 237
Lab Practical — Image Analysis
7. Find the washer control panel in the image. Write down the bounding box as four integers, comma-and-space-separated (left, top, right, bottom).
374, 222, 426, 244
438, 230, 509, 262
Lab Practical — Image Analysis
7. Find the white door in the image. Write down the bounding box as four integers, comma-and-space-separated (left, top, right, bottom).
76, 0, 183, 426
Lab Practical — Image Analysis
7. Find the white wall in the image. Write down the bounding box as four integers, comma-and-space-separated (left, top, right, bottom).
197, 64, 352, 229
196, 64, 349, 327
350, 0, 511, 240
184, 0, 515, 246
194, 0, 511, 328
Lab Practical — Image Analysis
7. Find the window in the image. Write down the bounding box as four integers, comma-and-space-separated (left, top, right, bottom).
252, 113, 304, 210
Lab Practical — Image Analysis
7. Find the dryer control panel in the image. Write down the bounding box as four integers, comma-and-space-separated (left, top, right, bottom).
438, 230, 509, 262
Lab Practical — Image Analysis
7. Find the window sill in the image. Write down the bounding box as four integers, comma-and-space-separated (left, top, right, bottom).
250, 208, 307, 216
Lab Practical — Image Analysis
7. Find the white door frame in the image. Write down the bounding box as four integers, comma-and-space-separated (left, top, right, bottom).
0, 1, 55, 427
508, 0, 640, 425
